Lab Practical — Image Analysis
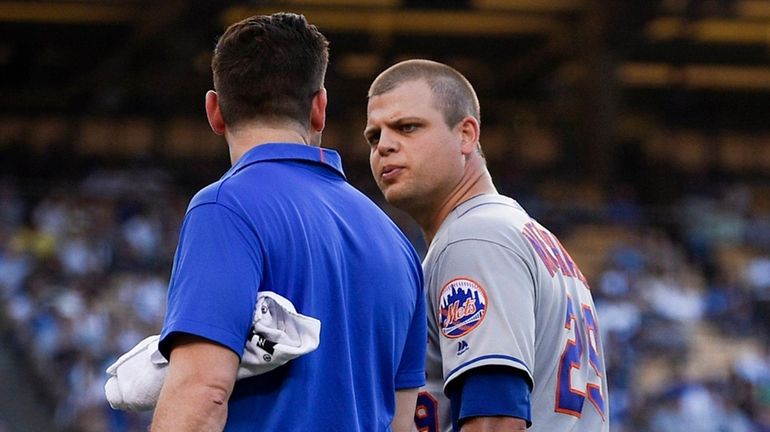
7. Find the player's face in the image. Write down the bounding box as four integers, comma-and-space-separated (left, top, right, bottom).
365, 80, 466, 214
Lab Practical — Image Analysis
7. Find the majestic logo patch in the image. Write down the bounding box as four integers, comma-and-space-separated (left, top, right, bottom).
438, 278, 488, 338
457, 340, 469, 356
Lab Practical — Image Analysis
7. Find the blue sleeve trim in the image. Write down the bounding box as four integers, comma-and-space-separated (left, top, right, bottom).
447, 366, 532, 429
446, 354, 532, 381
394, 370, 426, 390
158, 318, 246, 360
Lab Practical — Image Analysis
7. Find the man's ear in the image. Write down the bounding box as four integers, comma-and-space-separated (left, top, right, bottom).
205, 90, 226, 135
310, 88, 327, 133
458, 115, 481, 155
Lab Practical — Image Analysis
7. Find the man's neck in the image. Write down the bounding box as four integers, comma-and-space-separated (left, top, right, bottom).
225, 123, 312, 165
418, 158, 497, 244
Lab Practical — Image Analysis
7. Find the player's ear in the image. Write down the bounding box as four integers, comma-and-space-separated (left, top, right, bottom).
310, 87, 327, 133
458, 115, 480, 155
205, 90, 226, 135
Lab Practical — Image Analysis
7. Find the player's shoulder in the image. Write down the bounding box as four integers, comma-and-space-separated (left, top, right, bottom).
440, 194, 530, 244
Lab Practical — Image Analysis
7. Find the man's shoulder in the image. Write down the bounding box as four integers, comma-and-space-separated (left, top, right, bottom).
184, 173, 258, 215
186, 164, 290, 211
188, 180, 225, 210
441, 194, 530, 245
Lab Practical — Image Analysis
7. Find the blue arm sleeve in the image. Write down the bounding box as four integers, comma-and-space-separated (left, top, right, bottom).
395, 275, 427, 389
447, 366, 533, 429
159, 202, 263, 360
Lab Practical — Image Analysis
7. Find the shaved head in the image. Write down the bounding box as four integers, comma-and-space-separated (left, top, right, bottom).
368, 59, 480, 128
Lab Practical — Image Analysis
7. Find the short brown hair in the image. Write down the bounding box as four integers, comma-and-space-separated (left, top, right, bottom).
212, 13, 329, 129
368, 59, 480, 127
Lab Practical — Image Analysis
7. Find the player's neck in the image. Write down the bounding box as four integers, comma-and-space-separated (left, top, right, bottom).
421, 161, 497, 244
225, 122, 313, 165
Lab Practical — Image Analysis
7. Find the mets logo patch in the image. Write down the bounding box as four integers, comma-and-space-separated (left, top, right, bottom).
438, 278, 488, 338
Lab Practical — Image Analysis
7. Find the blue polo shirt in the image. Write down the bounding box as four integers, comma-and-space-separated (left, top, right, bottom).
159, 143, 426, 431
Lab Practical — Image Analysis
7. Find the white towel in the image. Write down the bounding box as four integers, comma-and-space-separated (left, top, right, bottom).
105, 291, 321, 411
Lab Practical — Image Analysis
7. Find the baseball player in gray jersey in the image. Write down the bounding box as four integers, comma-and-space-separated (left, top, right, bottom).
365, 59, 609, 432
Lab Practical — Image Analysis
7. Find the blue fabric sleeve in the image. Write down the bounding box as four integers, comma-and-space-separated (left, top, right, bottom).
447, 366, 532, 430
159, 202, 263, 360
394, 268, 427, 389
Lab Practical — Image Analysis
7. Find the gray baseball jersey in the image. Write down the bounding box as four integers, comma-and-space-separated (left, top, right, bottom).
413, 194, 609, 432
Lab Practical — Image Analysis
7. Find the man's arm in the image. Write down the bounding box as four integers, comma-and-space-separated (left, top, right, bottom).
447, 366, 532, 432
151, 333, 240, 432
391, 388, 419, 432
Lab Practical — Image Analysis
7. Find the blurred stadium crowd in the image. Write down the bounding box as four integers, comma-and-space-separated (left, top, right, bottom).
0, 142, 769, 431
0, 168, 184, 431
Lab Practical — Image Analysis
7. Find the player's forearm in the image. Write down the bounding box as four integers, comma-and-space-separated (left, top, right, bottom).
151, 379, 230, 431
460, 416, 528, 431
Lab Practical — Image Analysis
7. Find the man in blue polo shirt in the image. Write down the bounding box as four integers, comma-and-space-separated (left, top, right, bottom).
150, 13, 426, 431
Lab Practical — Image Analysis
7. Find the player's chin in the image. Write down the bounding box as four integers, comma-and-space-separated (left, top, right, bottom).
381, 187, 400, 205
382, 187, 413, 211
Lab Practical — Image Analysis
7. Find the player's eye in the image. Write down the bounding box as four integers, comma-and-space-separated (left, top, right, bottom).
399, 124, 418, 133
365, 132, 380, 147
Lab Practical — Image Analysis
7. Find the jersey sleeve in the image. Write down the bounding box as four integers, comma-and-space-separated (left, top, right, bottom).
159, 202, 263, 359
428, 239, 535, 391
395, 277, 427, 390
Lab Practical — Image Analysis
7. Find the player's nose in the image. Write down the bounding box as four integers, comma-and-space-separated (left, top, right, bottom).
375, 129, 399, 155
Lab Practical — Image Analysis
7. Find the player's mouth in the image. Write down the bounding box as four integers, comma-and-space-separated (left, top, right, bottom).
380, 165, 404, 182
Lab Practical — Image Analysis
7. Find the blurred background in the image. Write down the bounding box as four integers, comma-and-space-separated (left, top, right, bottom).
1, 0, 769, 430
